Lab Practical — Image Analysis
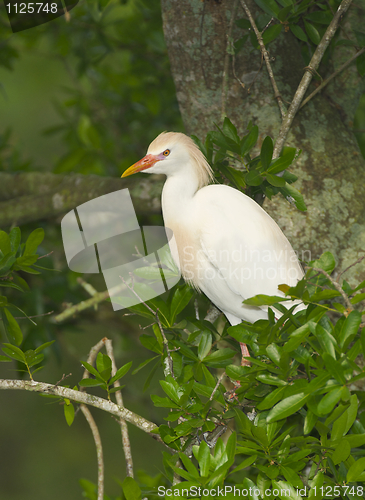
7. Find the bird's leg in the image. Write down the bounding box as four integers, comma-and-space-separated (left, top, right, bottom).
240, 342, 251, 367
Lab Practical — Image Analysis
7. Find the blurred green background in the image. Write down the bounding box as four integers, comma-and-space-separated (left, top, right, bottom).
0, 0, 183, 498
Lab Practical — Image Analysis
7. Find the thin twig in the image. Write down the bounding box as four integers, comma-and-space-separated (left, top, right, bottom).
80, 405, 104, 500
273, 0, 353, 158
221, 0, 239, 120
209, 373, 225, 401
204, 304, 221, 323
105, 339, 134, 478
79, 338, 107, 499
77, 277, 98, 296
53, 282, 127, 323
37, 251, 54, 260
194, 299, 200, 320
299, 47, 365, 109
239, 0, 286, 119
336, 256, 364, 283
0, 311, 54, 321
305, 266, 353, 311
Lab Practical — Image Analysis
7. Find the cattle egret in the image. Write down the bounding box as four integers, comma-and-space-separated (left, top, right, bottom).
122, 132, 304, 363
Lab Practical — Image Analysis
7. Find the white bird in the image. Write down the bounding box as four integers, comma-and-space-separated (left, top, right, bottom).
122, 132, 304, 362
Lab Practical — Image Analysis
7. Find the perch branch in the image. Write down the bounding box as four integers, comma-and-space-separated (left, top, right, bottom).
53, 283, 126, 323
273, 0, 353, 158
239, 0, 286, 119
299, 47, 365, 109
105, 339, 134, 478
0, 379, 161, 438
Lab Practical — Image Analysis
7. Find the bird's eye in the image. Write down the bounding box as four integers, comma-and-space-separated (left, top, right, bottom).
163, 149, 170, 156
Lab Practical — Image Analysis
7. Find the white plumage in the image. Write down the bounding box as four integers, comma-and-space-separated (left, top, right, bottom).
122, 132, 304, 328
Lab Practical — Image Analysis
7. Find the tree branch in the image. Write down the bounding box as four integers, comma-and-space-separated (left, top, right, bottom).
80, 405, 104, 500
0, 172, 162, 227
239, 0, 286, 119
0, 379, 161, 438
105, 339, 134, 479
273, 0, 353, 158
299, 47, 365, 110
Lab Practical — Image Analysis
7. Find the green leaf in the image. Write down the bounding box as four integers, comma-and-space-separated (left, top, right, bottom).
222, 117, 240, 144
339, 310, 362, 349
9, 227, 21, 253
266, 173, 286, 187
245, 169, 263, 186
230, 455, 257, 476
280, 183, 307, 211
290, 24, 308, 42
267, 393, 310, 423
78, 379, 105, 387
309, 252, 336, 273
1, 308, 23, 345
80, 361, 104, 381
304, 21, 321, 45
284, 322, 312, 352
202, 348, 235, 367
2, 343, 26, 363
310, 289, 341, 301
241, 125, 259, 156
96, 353, 112, 381
262, 24, 283, 45
243, 294, 289, 306
308, 472, 324, 499
351, 292, 365, 304
110, 361, 132, 385
0, 231, 11, 255
347, 457, 365, 482
254, 0, 280, 18
317, 386, 342, 415
64, 401, 75, 426
257, 385, 287, 410
196, 440, 211, 477
169, 285, 194, 325
24, 228, 44, 256
268, 148, 296, 174
322, 353, 346, 384
261, 136, 274, 170
122, 477, 142, 500
331, 395, 358, 441
198, 331, 212, 360
34, 341, 55, 354
332, 438, 351, 465
160, 380, 181, 404
278, 5, 293, 22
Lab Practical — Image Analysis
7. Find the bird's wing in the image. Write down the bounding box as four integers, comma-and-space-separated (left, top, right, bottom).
194, 184, 303, 301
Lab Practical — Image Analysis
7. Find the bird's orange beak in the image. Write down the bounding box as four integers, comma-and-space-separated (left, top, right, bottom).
121, 154, 159, 178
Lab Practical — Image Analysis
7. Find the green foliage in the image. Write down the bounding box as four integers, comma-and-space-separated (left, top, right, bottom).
80, 353, 132, 399
1, 0, 182, 176
119, 251, 365, 497
193, 118, 305, 210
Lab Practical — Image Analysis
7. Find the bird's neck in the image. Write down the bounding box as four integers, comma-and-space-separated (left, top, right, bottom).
161, 163, 200, 226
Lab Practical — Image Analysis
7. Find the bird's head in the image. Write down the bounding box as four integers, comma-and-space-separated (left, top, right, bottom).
121, 132, 213, 189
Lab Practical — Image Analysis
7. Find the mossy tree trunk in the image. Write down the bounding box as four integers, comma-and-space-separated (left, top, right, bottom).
161, 0, 365, 282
